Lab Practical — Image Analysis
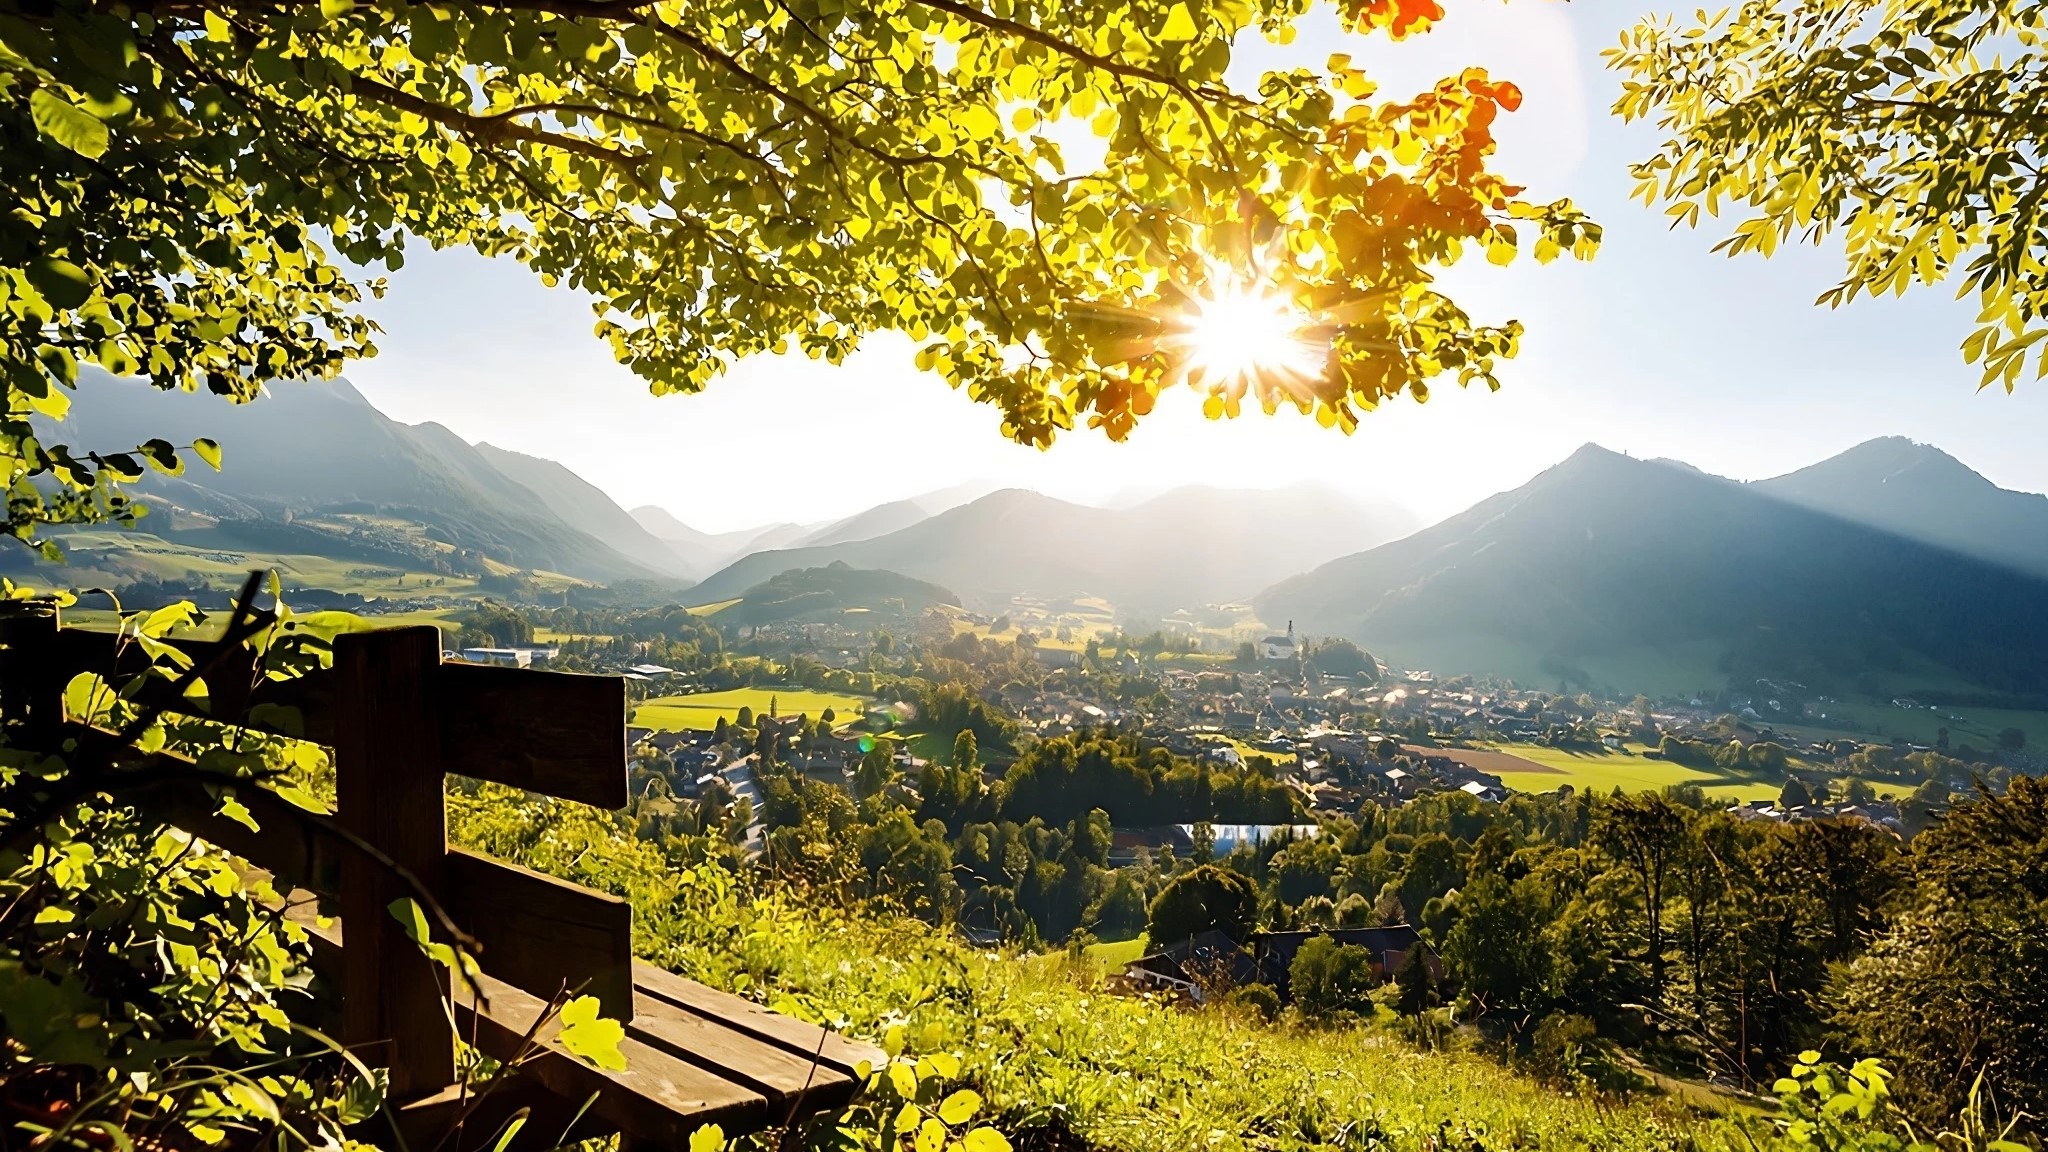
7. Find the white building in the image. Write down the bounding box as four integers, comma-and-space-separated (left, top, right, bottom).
1259, 620, 1298, 661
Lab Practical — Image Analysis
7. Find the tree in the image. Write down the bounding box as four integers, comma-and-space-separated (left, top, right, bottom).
951, 728, 980, 771
1593, 792, 1689, 992
1087, 871, 1149, 942
1392, 941, 1439, 1016
736, 705, 755, 729
1778, 776, 1813, 811
1146, 864, 1258, 947
3, 0, 1596, 555
1609, 0, 2048, 390
1835, 777, 2048, 1121
1443, 874, 1553, 1013
1288, 936, 1375, 1019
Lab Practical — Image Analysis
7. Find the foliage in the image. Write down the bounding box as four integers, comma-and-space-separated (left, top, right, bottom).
3, 0, 1595, 553
1223, 982, 1281, 1024
1146, 864, 1257, 947
1834, 777, 2048, 1123
1609, 0, 2048, 392
1287, 935, 1376, 1020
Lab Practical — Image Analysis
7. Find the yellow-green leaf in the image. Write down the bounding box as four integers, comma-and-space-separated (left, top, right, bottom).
1160, 4, 1198, 40
30, 89, 109, 159
938, 1089, 982, 1125
963, 1128, 1012, 1152
558, 995, 628, 1071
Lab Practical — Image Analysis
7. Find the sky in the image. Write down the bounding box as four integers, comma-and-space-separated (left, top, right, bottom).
342, 1, 2048, 534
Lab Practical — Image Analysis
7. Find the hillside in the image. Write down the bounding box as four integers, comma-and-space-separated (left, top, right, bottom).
44, 370, 653, 583
686, 484, 1419, 613
1755, 436, 2048, 579
1254, 444, 2048, 696
717, 562, 959, 626
473, 443, 696, 579
452, 790, 1714, 1152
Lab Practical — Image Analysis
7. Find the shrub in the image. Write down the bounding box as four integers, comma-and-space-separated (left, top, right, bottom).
1225, 983, 1282, 1023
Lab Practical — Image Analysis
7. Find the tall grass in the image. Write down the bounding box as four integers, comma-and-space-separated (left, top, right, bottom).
452, 790, 1724, 1152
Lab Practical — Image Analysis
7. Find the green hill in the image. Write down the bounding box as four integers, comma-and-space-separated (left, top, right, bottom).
717, 562, 960, 626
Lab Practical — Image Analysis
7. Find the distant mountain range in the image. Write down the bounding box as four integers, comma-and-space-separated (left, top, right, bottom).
1254, 443, 2048, 697
681, 485, 1422, 614
44, 370, 678, 583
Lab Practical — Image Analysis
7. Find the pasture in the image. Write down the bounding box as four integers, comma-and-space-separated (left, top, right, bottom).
1473, 742, 1911, 802
633, 687, 868, 731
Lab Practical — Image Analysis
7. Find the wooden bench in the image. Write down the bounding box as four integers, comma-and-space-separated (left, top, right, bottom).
0, 606, 881, 1149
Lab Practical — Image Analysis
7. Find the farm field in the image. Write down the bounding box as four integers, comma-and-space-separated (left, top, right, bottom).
633, 687, 867, 731
1474, 742, 1910, 802
1481, 743, 1769, 800
1789, 699, 2048, 748
44, 530, 482, 600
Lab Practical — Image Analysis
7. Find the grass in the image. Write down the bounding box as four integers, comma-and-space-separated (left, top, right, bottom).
687, 598, 742, 616
633, 687, 868, 731
1481, 743, 1911, 802
1788, 700, 2048, 749
44, 530, 483, 600
1080, 937, 1147, 969
453, 793, 1732, 1152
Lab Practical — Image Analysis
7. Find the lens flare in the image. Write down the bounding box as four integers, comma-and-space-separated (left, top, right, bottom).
1177, 280, 1325, 388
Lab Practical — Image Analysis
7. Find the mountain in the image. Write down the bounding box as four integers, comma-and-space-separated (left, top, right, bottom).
43, 370, 654, 582
685, 485, 1420, 613
1254, 444, 2048, 696
795, 499, 935, 548
715, 562, 960, 627
1755, 436, 2048, 579
472, 444, 696, 579
629, 506, 821, 574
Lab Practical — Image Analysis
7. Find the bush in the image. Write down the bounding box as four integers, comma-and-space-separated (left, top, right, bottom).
1224, 983, 1281, 1023
1289, 936, 1377, 1020
1146, 865, 1258, 946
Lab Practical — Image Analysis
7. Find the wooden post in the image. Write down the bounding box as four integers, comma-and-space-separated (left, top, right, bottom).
334, 626, 455, 1099
0, 600, 63, 743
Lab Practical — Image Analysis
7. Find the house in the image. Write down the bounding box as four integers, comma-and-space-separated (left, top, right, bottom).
457, 646, 559, 669
1259, 621, 1298, 661
1121, 929, 1258, 1002
1248, 925, 1438, 996
1459, 780, 1506, 804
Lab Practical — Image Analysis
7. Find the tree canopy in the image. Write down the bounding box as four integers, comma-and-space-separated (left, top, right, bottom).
4, 0, 1594, 550
1609, 0, 2048, 389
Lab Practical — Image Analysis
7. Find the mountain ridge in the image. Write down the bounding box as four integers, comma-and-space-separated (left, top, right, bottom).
1254, 442, 2048, 695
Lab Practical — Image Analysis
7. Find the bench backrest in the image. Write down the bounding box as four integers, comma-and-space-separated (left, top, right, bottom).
0, 608, 634, 1100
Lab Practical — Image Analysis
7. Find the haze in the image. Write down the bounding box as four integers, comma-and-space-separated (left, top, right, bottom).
342, 0, 2048, 534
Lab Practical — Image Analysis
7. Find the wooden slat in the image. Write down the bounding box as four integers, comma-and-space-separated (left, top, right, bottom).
632, 963, 882, 1078
626, 992, 861, 1109
298, 917, 772, 1145
445, 848, 634, 1022
437, 663, 628, 808
455, 970, 771, 1142
335, 627, 456, 1098
43, 626, 627, 810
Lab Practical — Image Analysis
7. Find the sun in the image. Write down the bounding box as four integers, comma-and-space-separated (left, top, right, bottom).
1168, 275, 1328, 395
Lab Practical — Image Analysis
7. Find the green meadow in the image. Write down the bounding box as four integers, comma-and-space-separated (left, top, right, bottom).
1481, 742, 1910, 802
633, 687, 868, 731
